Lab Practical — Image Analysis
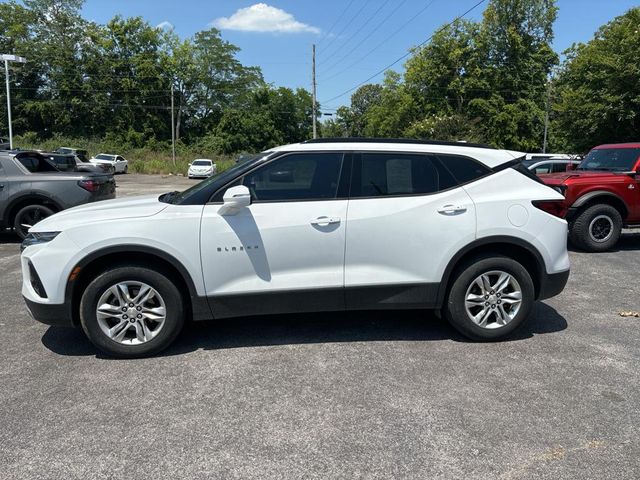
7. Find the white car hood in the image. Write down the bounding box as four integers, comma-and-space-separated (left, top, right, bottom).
31, 194, 169, 232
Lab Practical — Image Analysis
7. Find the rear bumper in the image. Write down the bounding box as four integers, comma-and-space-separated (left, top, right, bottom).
538, 269, 570, 300
23, 296, 74, 327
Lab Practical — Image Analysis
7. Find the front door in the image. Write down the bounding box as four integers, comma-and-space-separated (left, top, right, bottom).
344, 152, 477, 309
200, 152, 349, 317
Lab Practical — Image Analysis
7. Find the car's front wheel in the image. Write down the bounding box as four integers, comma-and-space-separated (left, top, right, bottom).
569, 204, 622, 252
444, 255, 534, 341
79, 266, 185, 358
13, 204, 55, 239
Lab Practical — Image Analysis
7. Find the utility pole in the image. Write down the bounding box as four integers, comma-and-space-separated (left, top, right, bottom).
1, 54, 26, 150
312, 44, 317, 139
542, 79, 551, 154
170, 82, 176, 166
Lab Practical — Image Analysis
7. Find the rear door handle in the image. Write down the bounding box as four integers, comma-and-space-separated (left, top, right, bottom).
437, 204, 467, 215
310, 216, 341, 226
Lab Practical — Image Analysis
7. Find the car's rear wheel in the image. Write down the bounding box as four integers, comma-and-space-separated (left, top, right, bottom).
569, 204, 622, 252
13, 204, 55, 239
444, 255, 534, 341
79, 266, 185, 358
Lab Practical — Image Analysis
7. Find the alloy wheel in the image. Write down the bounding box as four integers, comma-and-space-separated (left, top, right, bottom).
95, 281, 166, 345
588, 215, 614, 243
464, 270, 523, 329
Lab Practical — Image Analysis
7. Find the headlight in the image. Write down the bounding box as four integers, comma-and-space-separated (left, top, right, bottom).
21, 231, 60, 252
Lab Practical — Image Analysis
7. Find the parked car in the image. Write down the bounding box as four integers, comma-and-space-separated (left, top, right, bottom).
90, 153, 128, 174
44, 153, 115, 174
55, 147, 90, 162
523, 158, 582, 174
0, 150, 116, 239
0, 137, 10, 150
187, 159, 217, 179
524, 153, 572, 162
540, 142, 640, 252
20, 138, 570, 358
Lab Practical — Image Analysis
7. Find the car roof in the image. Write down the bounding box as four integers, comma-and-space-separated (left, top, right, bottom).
594, 142, 640, 149
268, 139, 523, 169
193, 158, 213, 162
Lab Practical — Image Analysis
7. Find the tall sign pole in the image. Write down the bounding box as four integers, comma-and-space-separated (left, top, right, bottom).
170, 82, 176, 165
312, 44, 317, 139
1, 54, 27, 150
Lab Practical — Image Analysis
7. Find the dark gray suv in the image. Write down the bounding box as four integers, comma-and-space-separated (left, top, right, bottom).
0, 150, 115, 238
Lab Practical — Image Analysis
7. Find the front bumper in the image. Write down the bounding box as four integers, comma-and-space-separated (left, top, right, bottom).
538, 269, 570, 300
23, 296, 74, 327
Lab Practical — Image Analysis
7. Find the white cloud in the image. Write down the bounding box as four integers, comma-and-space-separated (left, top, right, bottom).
212, 3, 320, 34
156, 21, 174, 30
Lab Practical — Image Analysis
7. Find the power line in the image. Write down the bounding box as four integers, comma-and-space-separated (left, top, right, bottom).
318, 0, 393, 67
318, 0, 369, 58
315, 0, 358, 47
319, 0, 439, 83
320, 0, 488, 105
320, 0, 409, 75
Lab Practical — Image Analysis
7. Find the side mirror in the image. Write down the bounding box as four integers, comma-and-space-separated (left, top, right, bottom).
218, 185, 251, 215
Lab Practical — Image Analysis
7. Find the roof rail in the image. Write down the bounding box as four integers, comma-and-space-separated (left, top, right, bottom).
303, 137, 495, 149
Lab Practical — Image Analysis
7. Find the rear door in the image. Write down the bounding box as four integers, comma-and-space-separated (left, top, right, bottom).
200, 151, 350, 317
344, 152, 477, 309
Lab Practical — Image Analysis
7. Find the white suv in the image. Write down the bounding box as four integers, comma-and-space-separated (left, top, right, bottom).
21, 139, 570, 357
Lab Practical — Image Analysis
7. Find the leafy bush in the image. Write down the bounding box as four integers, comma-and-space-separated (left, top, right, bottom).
13, 133, 238, 175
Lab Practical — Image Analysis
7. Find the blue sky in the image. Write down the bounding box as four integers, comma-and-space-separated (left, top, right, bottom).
81, 0, 639, 112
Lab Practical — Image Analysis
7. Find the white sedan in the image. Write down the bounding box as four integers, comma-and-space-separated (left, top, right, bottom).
90, 153, 128, 174
188, 159, 217, 179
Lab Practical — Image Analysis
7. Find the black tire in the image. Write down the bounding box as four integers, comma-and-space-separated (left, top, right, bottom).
79, 266, 185, 358
569, 204, 622, 252
444, 255, 535, 341
13, 204, 55, 240
123, 165, 128, 174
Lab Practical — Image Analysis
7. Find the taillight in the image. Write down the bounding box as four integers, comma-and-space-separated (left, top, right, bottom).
78, 179, 99, 192
532, 200, 566, 218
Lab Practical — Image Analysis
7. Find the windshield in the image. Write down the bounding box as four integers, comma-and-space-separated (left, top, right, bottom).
96, 154, 114, 160
579, 148, 640, 172
192, 160, 211, 166
164, 152, 274, 204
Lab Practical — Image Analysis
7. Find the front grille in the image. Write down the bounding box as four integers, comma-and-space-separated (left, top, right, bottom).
28, 261, 48, 299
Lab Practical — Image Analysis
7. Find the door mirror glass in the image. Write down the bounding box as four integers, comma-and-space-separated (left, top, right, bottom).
219, 185, 251, 215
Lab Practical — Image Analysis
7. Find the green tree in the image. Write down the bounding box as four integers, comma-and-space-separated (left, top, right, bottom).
553, 7, 640, 152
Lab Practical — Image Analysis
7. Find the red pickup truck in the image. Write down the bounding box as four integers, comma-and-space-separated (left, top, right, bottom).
540, 143, 640, 252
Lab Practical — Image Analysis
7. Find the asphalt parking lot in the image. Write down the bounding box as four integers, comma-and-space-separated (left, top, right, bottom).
1, 174, 639, 479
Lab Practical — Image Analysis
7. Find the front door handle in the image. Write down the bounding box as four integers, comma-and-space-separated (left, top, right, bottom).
437, 204, 467, 215
310, 216, 341, 226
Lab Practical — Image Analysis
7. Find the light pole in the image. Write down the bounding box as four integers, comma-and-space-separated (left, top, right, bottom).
1, 54, 27, 150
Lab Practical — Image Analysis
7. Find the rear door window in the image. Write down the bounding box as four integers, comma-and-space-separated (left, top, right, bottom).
350, 153, 458, 198
17, 155, 58, 173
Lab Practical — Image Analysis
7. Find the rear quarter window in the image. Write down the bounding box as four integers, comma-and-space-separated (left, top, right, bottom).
437, 155, 491, 184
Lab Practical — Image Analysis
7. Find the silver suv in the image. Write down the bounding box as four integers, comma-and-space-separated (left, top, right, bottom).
0, 150, 116, 238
